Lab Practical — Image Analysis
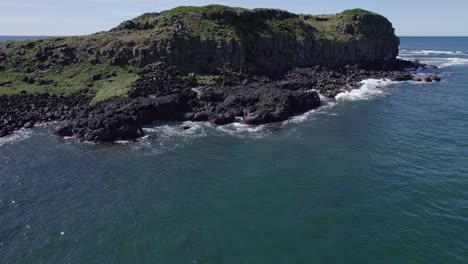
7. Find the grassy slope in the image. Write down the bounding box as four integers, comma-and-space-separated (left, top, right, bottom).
0, 35, 139, 103
0, 6, 391, 103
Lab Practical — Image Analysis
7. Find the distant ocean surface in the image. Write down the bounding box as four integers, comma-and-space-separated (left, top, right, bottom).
0, 36, 49, 42
1, 37, 467, 263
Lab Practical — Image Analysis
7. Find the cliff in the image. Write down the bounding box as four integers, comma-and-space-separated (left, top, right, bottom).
0, 5, 399, 102
111, 6, 399, 70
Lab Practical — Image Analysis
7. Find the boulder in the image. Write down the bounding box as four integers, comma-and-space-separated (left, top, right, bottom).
391, 72, 413, 81
90, 73, 102, 82
212, 113, 235, 125
22, 76, 36, 84
0, 51, 6, 61
430, 75, 441, 82
0, 80, 12, 86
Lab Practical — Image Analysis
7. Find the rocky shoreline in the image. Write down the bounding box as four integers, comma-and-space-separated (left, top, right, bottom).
0, 59, 441, 142
1, 7, 438, 142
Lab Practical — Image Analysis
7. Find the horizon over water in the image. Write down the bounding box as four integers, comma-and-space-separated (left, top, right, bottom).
1, 37, 467, 263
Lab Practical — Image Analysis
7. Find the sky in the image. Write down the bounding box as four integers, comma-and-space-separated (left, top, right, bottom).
1, 0, 467, 36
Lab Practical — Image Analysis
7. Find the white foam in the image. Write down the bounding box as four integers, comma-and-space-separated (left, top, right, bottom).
399, 48, 468, 68
218, 123, 264, 133
335, 79, 395, 101
191, 87, 203, 98
439, 57, 468, 67
285, 95, 337, 124
284, 77, 418, 124
142, 121, 208, 140
129, 121, 209, 152
0, 129, 33, 147
400, 49, 466, 56
115, 140, 132, 144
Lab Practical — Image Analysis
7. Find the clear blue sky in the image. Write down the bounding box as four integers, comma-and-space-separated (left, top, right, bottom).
1, 0, 467, 36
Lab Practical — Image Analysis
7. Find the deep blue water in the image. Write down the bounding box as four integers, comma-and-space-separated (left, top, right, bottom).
0, 37, 467, 263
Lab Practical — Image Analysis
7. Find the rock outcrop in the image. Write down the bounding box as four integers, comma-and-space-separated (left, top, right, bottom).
108, 7, 399, 72
0, 5, 441, 142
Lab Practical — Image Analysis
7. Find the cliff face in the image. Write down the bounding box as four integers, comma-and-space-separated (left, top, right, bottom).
132, 36, 399, 71
110, 6, 399, 71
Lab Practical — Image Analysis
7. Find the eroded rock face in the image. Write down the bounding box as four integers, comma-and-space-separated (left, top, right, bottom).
35, 44, 77, 65
116, 36, 399, 72
108, 8, 400, 72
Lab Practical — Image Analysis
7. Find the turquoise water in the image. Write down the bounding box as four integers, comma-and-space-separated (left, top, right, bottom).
1, 37, 467, 263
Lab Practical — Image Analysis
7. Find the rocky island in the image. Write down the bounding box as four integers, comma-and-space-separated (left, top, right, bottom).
0, 5, 440, 142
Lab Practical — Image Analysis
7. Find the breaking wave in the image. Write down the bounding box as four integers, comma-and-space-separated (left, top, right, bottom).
439, 58, 468, 67
400, 49, 466, 56
399, 48, 468, 68
336, 79, 394, 101
0, 129, 33, 147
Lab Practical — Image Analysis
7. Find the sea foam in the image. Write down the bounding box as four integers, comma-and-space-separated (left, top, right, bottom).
399, 49, 466, 56
0, 129, 33, 146
335, 79, 394, 101
440, 58, 468, 67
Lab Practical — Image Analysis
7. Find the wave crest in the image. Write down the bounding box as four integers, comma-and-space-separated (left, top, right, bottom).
400, 49, 466, 56
0, 129, 33, 146
335, 79, 394, 101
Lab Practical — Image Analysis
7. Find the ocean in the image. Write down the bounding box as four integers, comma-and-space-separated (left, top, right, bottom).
0, 36, 49, 42
1, 37, 467, 263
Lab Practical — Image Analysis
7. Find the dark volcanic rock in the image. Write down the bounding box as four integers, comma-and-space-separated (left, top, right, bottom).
55, 94, 195, 142
1, 60, 441, 143
0, 51, 6, 61
90, 73, 102, 82
72, 60, 435, 142
0, 80, 12, 86
430, 75, 441, 82
22, 76, 36, 84
391, 72, 414, 81
0, 94, 90, 138
198, 84, 321, 125
129, 62, 196, 98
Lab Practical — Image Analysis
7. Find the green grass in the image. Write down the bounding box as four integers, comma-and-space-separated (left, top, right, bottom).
0, 34, 140, 102
340, 9, 376, 19
0, 63, 138, 103
191, 19, 238, 40
263, 18, 307, 38
304, 9, 384, 40
161, 5, 247, 16
194, 75, 219, 86
111, 5, 384, 42
91, 71, 138, 104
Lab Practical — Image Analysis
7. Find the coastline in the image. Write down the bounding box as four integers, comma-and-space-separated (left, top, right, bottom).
0, 59, 441, 142
0, 7, 443, 143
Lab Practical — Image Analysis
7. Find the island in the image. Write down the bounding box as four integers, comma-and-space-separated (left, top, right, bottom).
0, 5, 440, 142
